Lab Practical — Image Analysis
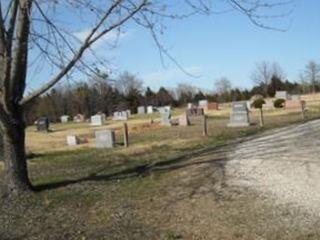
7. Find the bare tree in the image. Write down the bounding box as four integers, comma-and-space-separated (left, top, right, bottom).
214, 77, 232, 94
0, 0, 291, 194
176, 83, 198, 103
116, 71, 143, 96
303, 60, 320, 93
251, 61, 285, 96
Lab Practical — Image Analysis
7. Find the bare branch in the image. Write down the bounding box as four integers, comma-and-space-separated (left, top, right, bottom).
20, 0, 148, 105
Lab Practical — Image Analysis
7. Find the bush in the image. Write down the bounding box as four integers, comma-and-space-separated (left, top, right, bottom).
274, 99, 285, 108
251, 98, 266, 109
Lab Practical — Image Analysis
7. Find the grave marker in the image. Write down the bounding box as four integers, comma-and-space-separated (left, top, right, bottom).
73, 114, 85, 123
179, 114, 190, 126
198, 100, 208, 108
60, 115, 69, 123
207, 102, 219, 110
113, 111, 129, 121
36, 117, 50, 132
95, 130, 115, 148
91, 114, 105, 126
227, 101, 250, 127
137, 106, 146, 114
66, 135, 80, 146
161, 110, 172, 126
275, 91, 289, 100
147, 106, 154, 114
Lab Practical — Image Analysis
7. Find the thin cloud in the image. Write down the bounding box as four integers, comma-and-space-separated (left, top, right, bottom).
74, 28, 129, 50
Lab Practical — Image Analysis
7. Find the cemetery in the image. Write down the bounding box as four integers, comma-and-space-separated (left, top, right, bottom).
1, 2, 320, 239
2, 96, 320, 240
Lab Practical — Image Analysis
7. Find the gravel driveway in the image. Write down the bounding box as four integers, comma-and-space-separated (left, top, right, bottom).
226, 119, 320, 217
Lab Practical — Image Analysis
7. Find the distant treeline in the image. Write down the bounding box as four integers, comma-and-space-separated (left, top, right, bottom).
25, 71, 315, 124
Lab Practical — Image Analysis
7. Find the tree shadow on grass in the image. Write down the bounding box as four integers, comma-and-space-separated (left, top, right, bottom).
33, 141, 238, 192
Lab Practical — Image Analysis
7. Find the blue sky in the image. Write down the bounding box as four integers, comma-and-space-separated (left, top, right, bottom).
26, 0, 320, 93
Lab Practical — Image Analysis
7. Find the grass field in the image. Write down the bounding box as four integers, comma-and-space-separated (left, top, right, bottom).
1, 101, 320, 239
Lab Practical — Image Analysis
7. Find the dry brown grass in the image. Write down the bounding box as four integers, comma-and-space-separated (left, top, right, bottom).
26, 97, 319, 154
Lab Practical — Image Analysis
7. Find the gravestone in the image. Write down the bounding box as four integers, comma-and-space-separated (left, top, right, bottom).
187, 103, 193, 109
137, 106, 146, 114
227, 101, 250, 127
66, 135, 80, 146
95, 130, 115, 148
60, 115, 69, 123
275, 91, 289, 100
147, 106, 154, 114
179, 114, 190, 126
198, 100, 208, 108
91, 114, 105, 126
73, 114, 85, 123
126, 110, 131, 117
36, 117, 50, 131
113, 111, 129, 121
207, 102, 219, 110
158, 106, 171, 114
161, 110, 172, 126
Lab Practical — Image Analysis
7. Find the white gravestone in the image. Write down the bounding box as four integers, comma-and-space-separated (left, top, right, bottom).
91, 115, 105, 126
161, 109, 172, 126
60, 115, 69, 123
198, 100, 208, 107
66, 135, 80, 146
179, 114, 189, 126
113, 111, 129, 121
95, 130, 115, 148
147, 106, 154, 114
275, 91, 289, 100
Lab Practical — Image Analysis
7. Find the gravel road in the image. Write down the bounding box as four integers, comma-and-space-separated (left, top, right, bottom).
226, 119, 320, 217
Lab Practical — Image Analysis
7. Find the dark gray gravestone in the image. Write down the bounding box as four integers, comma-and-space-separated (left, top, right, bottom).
227, 101, 250, 127
95, 130, 115, 148
36, 117, 49, 131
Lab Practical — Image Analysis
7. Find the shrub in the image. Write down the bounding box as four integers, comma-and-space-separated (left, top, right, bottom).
251, 98, 266, 109
274, 99, 285, 108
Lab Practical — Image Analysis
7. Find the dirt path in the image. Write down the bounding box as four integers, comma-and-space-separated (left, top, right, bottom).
226, 119, 320, 217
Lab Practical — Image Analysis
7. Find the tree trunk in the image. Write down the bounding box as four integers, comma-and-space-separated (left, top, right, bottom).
2, 113, 31, 194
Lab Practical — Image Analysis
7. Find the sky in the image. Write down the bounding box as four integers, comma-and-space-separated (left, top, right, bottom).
26, 0, 320, 93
